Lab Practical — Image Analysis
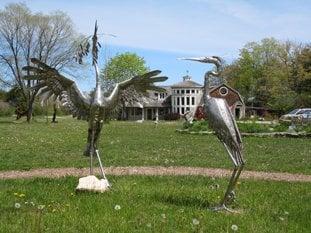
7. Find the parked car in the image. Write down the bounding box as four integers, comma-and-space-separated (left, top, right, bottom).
280, 108, 311, 123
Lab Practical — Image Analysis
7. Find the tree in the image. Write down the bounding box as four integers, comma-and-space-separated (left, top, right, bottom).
290, 45, 311, 107
100, 52, 149, 119
224, 38, 310, 114
102, 52, 148, 81
0, 3, 80, 122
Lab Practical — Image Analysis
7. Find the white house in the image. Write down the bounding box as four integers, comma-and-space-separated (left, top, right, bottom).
171, 75, 203, 115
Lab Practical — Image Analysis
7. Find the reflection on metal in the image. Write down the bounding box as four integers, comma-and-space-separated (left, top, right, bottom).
23, 22, 167, 184
180, 56, 245, 212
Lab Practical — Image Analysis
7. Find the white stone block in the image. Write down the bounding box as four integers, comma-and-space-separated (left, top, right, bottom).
76, 175, 110, 193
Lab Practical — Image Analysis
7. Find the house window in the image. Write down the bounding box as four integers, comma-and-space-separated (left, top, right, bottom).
181, 90, 185, 94
177, 97, 180, 105
196, 90, 199, 93
192, 97, 195, 105
191, 89, 195, 93
219, 87, 228, 96
181, 97, 185, 105
181, 107, 185, 114
186, 107, 190, 111
186, 97, 190, 105
186, 89, 190, 94
177, 90, 179, 94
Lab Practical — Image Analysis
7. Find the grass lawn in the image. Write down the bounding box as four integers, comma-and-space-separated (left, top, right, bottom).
0, 176, 310, 232
0, 116, 310, 174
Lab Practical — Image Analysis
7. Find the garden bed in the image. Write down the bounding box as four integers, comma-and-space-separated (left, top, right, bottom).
176, 129, 311, 138
180, 120, 311, 138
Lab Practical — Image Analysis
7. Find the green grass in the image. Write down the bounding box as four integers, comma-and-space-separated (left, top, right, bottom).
0, 116, 310, 174
0, 176, 310, 232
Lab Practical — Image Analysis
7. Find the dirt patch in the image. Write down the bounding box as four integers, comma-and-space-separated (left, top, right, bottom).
1, 166, 311, 182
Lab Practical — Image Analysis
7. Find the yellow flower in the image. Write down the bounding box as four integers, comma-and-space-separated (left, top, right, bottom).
19, 194, 25, 198
13, 193, 19, 196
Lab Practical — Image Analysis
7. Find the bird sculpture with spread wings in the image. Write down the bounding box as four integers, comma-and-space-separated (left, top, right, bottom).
179, 56, 245, 212
22, 22, 168, 185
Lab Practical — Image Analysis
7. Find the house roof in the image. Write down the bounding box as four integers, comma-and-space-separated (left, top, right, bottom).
125, 96, 168, 108
171, 80, 202, 88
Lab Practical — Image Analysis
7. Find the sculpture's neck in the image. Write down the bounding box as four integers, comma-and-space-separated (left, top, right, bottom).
204, 72, 210, 98
93, 62, 103, 106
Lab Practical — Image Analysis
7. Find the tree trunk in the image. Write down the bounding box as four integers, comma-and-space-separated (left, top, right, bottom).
51, 103, 57, 123
26, 101, 33, 123
26, 93, 36, 123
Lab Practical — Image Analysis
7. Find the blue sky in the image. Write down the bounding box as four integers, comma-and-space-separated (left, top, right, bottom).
1, 0, 311, 91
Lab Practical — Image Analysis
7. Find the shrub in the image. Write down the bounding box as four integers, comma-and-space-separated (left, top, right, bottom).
0, 101, 14, 117
164, 113, 180, 121
296, 124, 311, 133
272, 122, 290, 132
184, 120, 209, 132
237, 122, 271, 133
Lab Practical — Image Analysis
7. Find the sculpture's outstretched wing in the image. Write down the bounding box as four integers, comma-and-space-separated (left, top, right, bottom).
106, 70, 168, 107
22, 58, 90, 120
118, 70, 167, 92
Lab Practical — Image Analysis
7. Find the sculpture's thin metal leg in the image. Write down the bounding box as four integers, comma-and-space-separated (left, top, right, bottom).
220, 167, 238, 205
89, 121, 96, 175
95, 149, 107, 180
90, 153, 93, 175
211, 167, 238, 212
211, 143, 244, 212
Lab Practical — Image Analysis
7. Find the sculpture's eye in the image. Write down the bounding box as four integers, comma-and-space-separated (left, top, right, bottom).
219, 87, 228, 96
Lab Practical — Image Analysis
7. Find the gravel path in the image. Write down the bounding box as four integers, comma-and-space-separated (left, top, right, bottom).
1, 166, 311, 182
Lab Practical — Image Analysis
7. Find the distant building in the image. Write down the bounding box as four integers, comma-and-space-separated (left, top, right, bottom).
170, 75, 203, 115
123, 88, 171, 121
123, 74, 245, 121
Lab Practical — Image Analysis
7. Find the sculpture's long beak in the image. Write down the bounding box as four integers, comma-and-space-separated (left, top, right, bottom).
177, 57, 206, 62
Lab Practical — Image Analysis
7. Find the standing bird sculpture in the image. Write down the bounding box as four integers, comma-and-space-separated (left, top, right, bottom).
22, 22, 168, 188
179, 56, 245, 212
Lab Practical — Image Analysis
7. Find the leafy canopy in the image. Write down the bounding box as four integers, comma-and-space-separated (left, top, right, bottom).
101, 52, 149, 83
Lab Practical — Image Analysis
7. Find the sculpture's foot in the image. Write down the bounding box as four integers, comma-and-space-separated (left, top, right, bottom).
209, 204, 241, 214
226, 190, 236, 205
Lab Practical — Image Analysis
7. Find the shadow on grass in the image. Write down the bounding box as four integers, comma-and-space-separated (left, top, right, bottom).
0, 120, 17, 124
153, 193, 211, 209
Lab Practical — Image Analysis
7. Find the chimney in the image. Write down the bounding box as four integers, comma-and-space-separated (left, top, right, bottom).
183, 75, 191, 81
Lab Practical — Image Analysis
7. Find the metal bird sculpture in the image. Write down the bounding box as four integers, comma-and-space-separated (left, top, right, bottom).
180, 56, 245, 212
22, 22, 168, 182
